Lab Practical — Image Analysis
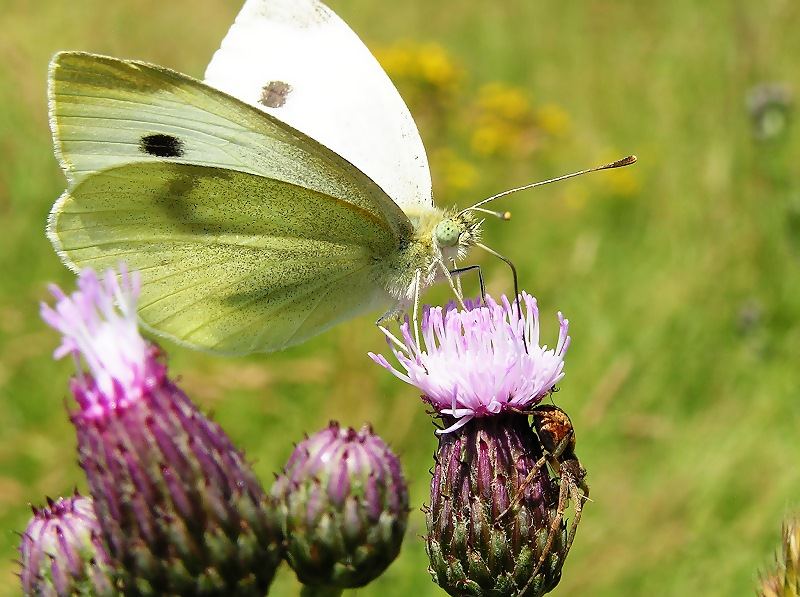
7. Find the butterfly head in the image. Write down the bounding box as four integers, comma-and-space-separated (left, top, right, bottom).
434, 219, 461, 248
434, 212, 480, 261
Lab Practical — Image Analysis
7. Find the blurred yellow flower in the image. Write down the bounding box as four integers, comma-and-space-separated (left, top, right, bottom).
375, 44, 414, 79
417, 43, 459, 89
470, 123, 505, 156
536, 103, 571, 137
432, 149, 478, 194
477, 82, 531, 121
375, 41, 460, 94
375, 41, 573, 168
562, 184, 590, 213
602, 167, 641, 197
470, 83, 544, 157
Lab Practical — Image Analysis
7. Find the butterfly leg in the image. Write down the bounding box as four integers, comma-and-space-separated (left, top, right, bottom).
450, 258, 463, 296
412, 268, 422, 347
375, 309, 410, 352
449, 264, 486, 305
376, 324, 408, 352
475, 243, 527, 352
436, 258, 467, 309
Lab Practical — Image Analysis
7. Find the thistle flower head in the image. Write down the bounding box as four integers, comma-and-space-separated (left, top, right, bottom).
40, 266, 152, 419
41, 267, 283, 594
19, 493, 115, 596
272, 422, 409, 590
370, 293, 569, 433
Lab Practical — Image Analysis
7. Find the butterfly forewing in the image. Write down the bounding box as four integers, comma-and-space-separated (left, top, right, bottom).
49, 52, 411, 239
204, 0, 434, 212
48, 52, 413, 353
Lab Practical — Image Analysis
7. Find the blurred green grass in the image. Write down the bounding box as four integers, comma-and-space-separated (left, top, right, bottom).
1, 0, 799, 595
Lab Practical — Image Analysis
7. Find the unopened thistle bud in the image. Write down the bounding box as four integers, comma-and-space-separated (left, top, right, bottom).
372, 293, 583, 596
18, 493, 115, 596
272, 422, 409, 593
41, 267, 282, 595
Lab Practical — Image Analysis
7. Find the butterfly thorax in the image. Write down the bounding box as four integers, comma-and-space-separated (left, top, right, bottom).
383, 207, 480, 302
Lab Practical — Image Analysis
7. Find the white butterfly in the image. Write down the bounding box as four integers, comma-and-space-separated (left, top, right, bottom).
47, 0, 633, 355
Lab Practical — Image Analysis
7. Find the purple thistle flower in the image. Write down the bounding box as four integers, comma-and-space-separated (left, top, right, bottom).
40, 265, 147, 419
272, 422, 409, 592
370, 293, 570, 433
41, 267, 282, 595
371, 292, 584, 595
18, 493, 115, 596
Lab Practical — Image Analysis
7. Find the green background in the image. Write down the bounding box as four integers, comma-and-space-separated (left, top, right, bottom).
1, 0, 799, 595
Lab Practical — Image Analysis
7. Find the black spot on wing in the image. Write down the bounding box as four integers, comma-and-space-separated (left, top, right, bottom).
139, 133, 185, 158
260, 81, 292, 108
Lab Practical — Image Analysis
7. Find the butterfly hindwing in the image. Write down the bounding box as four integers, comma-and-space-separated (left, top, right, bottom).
52, 162, 397, 353
204, 0, 434, 212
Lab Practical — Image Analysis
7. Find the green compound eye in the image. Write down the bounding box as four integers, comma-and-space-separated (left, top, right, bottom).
435, 219, 461, 247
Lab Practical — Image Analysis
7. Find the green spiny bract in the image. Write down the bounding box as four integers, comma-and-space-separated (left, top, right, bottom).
425, 414, 567, 596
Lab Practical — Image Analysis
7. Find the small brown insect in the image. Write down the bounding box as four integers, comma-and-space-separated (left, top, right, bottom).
532, 403, 577, 457
524, 404, 589, 591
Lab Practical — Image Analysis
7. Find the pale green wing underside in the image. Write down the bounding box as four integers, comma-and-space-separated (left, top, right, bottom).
48, 52, 410, 241
47, 52, 413, 353
53, 163, 396, 353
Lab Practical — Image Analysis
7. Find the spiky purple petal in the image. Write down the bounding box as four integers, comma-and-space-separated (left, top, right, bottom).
370, 293, 569, 432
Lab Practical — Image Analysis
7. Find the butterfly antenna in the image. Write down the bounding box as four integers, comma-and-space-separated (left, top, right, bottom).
476, 242, 527, 353
472, 207, 512, 220
460, 155, 637, 215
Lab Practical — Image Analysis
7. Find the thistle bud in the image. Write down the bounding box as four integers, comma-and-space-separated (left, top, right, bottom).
41, 267, 282, 595
19, 493, 116, 596
272, 422, 409, 592
759, 515, 800, 596
426, 414, 565, 596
